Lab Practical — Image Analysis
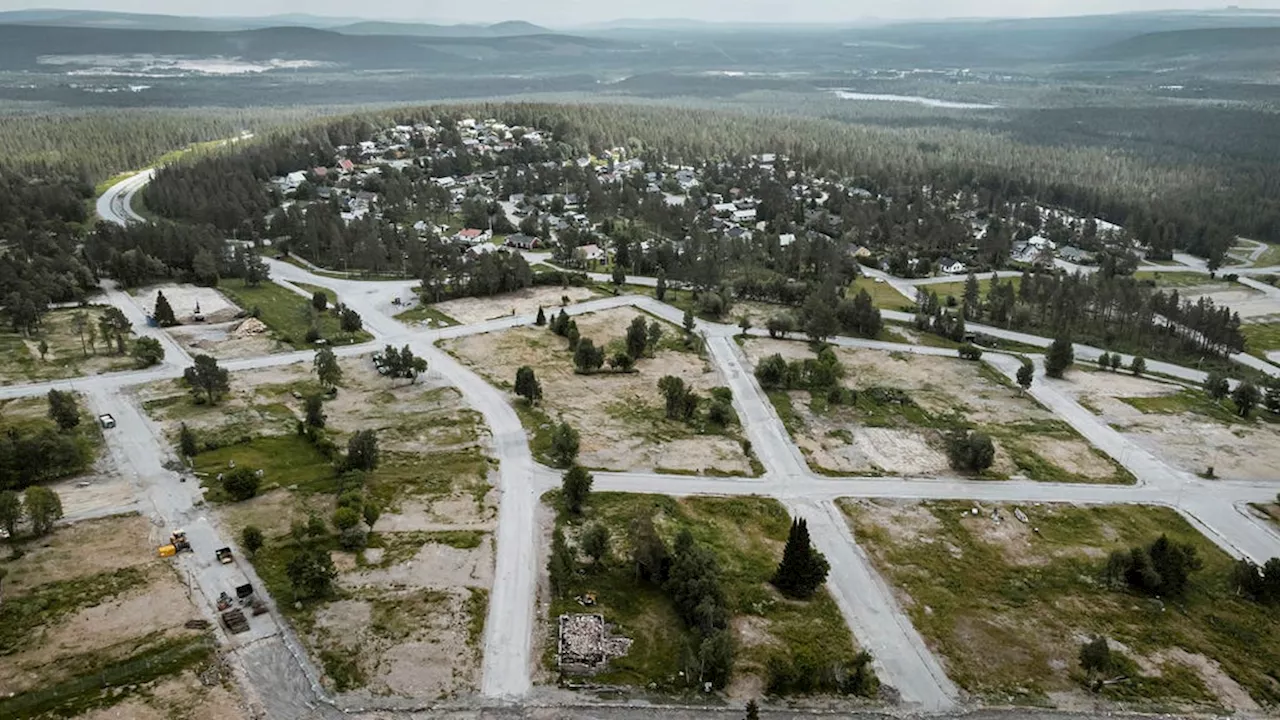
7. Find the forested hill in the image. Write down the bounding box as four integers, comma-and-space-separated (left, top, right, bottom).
0, 24, 611, 71
1090, 27, 1280, 61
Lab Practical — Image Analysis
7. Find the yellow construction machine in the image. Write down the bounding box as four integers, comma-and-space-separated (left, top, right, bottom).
157, 530, 193, 557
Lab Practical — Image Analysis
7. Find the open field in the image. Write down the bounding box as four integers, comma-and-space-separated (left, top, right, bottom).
444, 306, 756, 475
851, 276, 913, 310
136, 352, 496, 699
1057, 369, 1280, 481
430, 285, 598, 325
742, 339, 1130, 483
922, 276, 1023, 304
1241, 322, 1280, 360
0, 513, 241, 719
0, 307, 138, 385
217, 279, 373, 350
541, 492, 870, 701
841, 499, 1280, 712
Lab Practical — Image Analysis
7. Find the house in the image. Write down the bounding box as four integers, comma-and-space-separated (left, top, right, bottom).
312, 166, 328, 178
453, 228, 492, 245
711, 202, 737, 216
506, 234, 539, 250
778, 233, 796, 247
284, 171, 307, 191
725, 226, 752, 241
1059, 245, 1095, 264
849, 245, 871, 258
938, 257, 967, 275
434, 177, 457, 188
466, 243, 499, 257
732, 208, 757, 224
575, 244, 606, 264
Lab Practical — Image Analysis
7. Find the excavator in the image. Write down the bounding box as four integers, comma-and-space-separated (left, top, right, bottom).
157, 530, 193, 557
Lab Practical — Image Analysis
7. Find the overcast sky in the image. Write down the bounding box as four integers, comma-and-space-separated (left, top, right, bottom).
1, 1, 1276, 26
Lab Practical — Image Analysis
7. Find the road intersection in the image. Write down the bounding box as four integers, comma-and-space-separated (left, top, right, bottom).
40, 180, 1280, 716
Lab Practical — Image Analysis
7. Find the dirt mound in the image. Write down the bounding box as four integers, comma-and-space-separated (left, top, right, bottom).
232, 318, 268, 337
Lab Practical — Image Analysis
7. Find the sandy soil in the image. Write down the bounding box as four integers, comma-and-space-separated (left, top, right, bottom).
1061, 371, 1280, 481
308, 535, 493, 699
0, 513, 208, 697
432, 285, 598, 325
1185, 286, 1277, 320
343, 535, 494, 590
169, 320, 283, 360
131, 284, 241, 324
445, 307, 753, 474
0, 513, 157, 592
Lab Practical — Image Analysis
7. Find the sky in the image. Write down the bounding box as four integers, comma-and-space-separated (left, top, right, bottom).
0, 0, 1277, 26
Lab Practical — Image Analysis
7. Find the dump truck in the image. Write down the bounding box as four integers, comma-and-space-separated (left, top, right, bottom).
157, 530, 192, 557
215, 547, 233, 564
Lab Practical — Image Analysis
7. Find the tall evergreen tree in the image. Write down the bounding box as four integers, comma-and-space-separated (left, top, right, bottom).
1045, 336, 1074, 378
771, 518, 830, 599
153, 290, 177, 327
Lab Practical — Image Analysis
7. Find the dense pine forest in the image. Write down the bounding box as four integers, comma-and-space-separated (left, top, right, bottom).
0, 101, 1273, 372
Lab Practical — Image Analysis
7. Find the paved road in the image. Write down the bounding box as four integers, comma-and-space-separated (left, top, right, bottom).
69, 172, 1280, 716
96, 170, 154, 225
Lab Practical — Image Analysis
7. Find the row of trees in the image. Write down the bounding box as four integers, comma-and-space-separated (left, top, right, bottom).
0, 486, 64, 539
0, 391, 95, 492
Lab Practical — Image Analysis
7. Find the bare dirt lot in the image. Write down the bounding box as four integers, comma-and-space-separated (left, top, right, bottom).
431, 285, 598, 325
1184, 284, 1276, 320
1060, 370, 1280, 481
168, 318, 282, 360
742, 339, 1126, 482
444, 307, 754, 474
842, 498, 1280, 713
149, 352, 497, 701
131, 284, 241, 324
0, 513, 238, 717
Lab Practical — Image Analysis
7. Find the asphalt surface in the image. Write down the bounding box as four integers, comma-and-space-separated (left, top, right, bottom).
60, 175, 1280, 717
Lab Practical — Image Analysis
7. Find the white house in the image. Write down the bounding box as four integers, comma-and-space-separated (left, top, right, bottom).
779, 233, 796, 247
732, 208, 758, 224
938, 257, 967, 275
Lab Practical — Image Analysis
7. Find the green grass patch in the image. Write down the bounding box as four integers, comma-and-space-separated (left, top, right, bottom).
395, 303, 461, 327
924, 276, 1022, 304
466, 588, 489, 648
547, 492, 865, 693
1119, 389, 1243, 425
1241, 322, 1280, 360
1132, 271, 1227, 288
842, 500, 1280, 707
1253, 243, 1280, 268
192, 434, 335, 501
850, 276, 914, 310
93, 170, 138, 196
218, 279, 373, 349
0, 633, 216, 720
0, 307, 139, 385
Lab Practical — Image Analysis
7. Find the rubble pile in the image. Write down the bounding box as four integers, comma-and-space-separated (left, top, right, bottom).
557, 613, 632, 674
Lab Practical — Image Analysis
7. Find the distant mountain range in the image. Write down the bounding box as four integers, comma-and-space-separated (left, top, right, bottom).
0, 9, 552, 36
3, 7, 1280, 79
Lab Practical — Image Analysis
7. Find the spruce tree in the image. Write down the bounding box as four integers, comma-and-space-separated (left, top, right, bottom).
1045, 336, 1074, 378
153, 290, 178, 327
771, 518, 830, 599
535, 306, 546, 326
